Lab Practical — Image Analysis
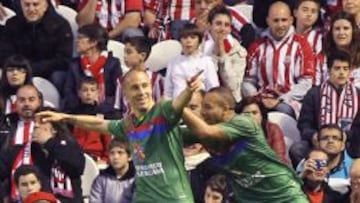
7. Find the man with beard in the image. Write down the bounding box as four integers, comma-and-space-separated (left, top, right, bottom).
182, 86, 309, 202
243, 0, 315, 119
0, 84, 43, 202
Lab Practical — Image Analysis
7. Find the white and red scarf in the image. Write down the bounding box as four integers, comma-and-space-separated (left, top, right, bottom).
51, 160, 74, 198
81, 51, 108, 103
11, 120, 34, 201
320, 81, 359, 129
5, 95, 17, 114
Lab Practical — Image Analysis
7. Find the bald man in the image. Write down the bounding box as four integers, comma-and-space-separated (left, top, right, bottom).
37, 69, 203, 203
243, 1, 315, 118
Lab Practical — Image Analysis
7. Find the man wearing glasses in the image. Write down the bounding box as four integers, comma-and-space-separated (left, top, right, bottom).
297, 124, 353, 196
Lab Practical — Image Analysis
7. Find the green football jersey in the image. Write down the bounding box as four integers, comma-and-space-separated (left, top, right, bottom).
108, 100, 194, 203
213, 114, 309, 203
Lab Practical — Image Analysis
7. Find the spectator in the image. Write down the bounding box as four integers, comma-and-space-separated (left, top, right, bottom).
90, 137, 135, 203
244, 0, 315, 118
165, 23, 219, 99
236, 96, 289, 164
200, 5, 247, 102
342, 0, 360, 26
0, 0, 73, 93
14, 165, 46, 202
252, 0, 297, 29
300, 149, 344, 203
64, 24, 121, 117
0, 105, 85, 203
76, 0, 143, 40
0, 55, 33, 116
294, 0, 326, 85
324, 11, 360, 88
297, 124, 353, 194
114, 36, 164, 116
71, 77, 112, 164
0, 85, 42, 202
194, 0, 256, 48
203, 174, 231, 203
291, 50, 359, 166
36, 69, 203, 202
183, 87, 309, 202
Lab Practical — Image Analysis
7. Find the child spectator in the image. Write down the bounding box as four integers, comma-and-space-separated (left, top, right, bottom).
165, 23, 219, 99
71, 77, 112, 164
90, 137, 135, 203
294, 0, 326, 85
64, 24, 122, 117
114, 36, 164, 115
203, 174, 232, 203
14, 165, 46, 202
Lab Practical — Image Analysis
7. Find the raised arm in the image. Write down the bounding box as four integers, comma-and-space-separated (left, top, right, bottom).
36, 111, 110, 134
182, 108, 227, 140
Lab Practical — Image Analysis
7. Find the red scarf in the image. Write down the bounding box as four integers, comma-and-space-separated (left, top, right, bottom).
81, 51, 107, 103
11, 121, 34, 201
320, 81, 358, 130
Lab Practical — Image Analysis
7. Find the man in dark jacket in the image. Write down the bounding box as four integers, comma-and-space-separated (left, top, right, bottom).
290, 49, 360, 166
0, 0, 73, 93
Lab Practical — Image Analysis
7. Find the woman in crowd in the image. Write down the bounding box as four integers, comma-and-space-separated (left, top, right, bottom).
324, 11, 360, 87
0, 55, 33, 116
236, 96, 289, 164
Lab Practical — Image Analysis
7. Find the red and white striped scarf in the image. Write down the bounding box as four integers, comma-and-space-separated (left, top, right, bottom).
320, 81, 358, 128
202, 31, 234, 56
11, 120, 34, 201
5, 95, 17, 114
51, 160, 74, 198
81, 51, 108, 103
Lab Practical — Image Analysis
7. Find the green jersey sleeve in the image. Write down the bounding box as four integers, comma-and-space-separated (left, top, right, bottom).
219, 115, 261, 142
159, 100, 182, 126
107, 119, 126, 138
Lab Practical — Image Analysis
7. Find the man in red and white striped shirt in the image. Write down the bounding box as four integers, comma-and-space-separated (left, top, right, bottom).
294, 0, 326, 85
144, 0, 196, 40
76, 0, 143, 40
244, 1, 315, 117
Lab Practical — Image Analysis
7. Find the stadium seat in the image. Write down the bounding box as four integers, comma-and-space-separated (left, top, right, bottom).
107, 40, 130, 73
233, 4, 253, 23
0, 6, 16, 26
32, 77, 60, 109
56, 5, 78, 57
145, 40, 182, 72
82, 153, 100, 203
268, 112, 301, 159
